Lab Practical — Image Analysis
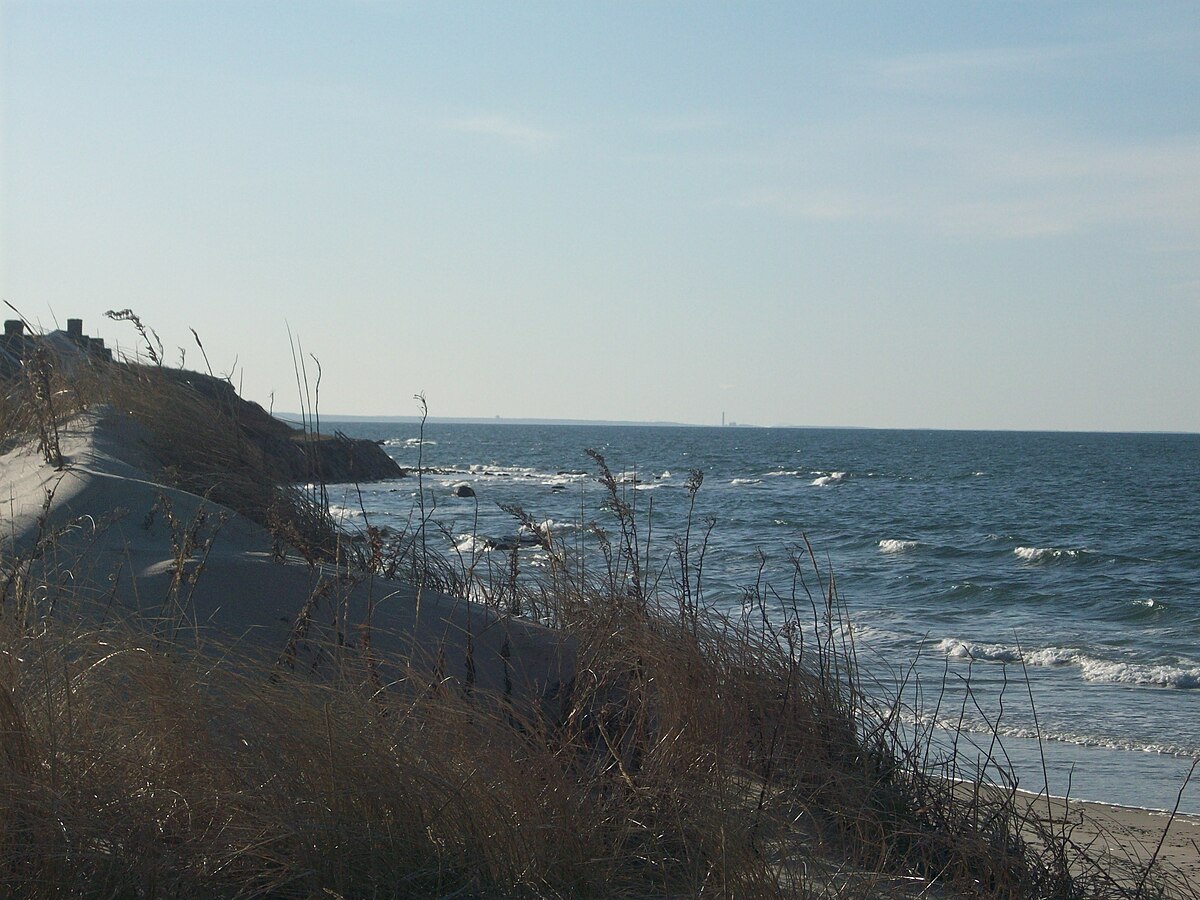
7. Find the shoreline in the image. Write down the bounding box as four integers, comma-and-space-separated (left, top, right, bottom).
924, 723, 1200, 818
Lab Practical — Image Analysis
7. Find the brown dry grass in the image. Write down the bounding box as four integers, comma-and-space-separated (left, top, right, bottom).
1, 327, 1194, 898
2, 343, 338, 563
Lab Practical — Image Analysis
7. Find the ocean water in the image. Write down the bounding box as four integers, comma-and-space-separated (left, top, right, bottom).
324, 422, 1200, 814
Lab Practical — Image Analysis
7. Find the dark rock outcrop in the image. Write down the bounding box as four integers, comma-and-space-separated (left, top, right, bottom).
297, 431, 406, 484
146, 368, 406, 483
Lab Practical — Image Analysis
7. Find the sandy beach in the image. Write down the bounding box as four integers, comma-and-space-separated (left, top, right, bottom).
1045, 795, 1200, 889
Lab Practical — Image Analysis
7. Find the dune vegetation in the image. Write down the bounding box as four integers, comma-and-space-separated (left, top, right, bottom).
0, 317, 1193, 898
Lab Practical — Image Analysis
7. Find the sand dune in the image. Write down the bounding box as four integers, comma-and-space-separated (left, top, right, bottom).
1, 406, 572, 715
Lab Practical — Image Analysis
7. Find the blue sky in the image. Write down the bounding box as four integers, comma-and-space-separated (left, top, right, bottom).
2, 2, 1197, 430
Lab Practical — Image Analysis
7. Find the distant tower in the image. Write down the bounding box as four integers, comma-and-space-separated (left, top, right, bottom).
721, 411, 725, 427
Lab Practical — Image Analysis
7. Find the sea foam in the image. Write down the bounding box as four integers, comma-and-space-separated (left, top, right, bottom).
878, 539, 919, 553
1014, 545, 1085, 562
811, 471, 847, 487
327, 502, 364, 521
1078, 660, 1200, 689
937, 639, 1200, 689
915, 712, 1200, 758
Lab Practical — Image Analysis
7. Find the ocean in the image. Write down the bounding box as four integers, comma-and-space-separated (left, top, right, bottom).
323, 421, 1200, 815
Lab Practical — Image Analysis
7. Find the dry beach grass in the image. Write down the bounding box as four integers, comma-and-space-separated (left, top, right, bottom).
0, 321, 1196, 897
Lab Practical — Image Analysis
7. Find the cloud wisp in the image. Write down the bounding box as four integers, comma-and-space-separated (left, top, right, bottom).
878, 41, 1099, 84
448, 114, 561, 151
720, 119, 1200, 242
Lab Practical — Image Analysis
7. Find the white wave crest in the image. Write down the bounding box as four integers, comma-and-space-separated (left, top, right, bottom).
1079, 660, 1200, 689
522, 518, 579, 536
878, 539, 919, 553
730, 478, 762, 486
938, 639, 1078, 666
543, 473, 590, 485
1014, 546, 1084, 562
915, 713, 1200, 758
327, 503, 364, 521
938, 639, 1024, 663
938, 639, 1200, 689
454, 534, 493, 554
457, 463, 590, 485
811, 471, 847, 487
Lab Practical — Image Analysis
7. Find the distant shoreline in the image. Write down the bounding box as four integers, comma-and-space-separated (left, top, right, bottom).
279, 413, 703, 428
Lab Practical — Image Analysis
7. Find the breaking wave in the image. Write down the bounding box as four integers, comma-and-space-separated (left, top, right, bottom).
937, 639, 1200, 688
811, 471, 847, 487
454, 534, 492, 554
1078, 661, 1200, 689
1014, 546, 1087, 562
913, 711, 1200, 758
384, 437, 437, 447
526, 518, 580, 535
417, 463, 594, 486
327, 502, 364, 521
878, 539, 919, 553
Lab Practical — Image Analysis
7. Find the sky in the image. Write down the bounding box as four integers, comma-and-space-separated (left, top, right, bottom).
1, 2, 1197, 431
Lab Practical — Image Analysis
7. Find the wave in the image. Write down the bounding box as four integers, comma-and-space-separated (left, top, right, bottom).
913, 711, 1200, 758
845, 622, 913, 648
433, 464, 592, 485
454, 534, 492, 554
526, 518, 579, 536
1098, 597, 1172, 625
1014, 545, 1088, 562
454, 531, 552, 553
879, 539, 919, 553
811, 471, 847, 487
1079, 660, 1200, 689
937, 639, 1073, 666
730, 477, 763, 486
936, 639, 1200, 689
383, 437, 437, 447
327, 502, 364, 521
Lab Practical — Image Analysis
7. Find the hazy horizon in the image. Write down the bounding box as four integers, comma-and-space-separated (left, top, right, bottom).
277, 410, 1197, 436
3, 3, 1197, 432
